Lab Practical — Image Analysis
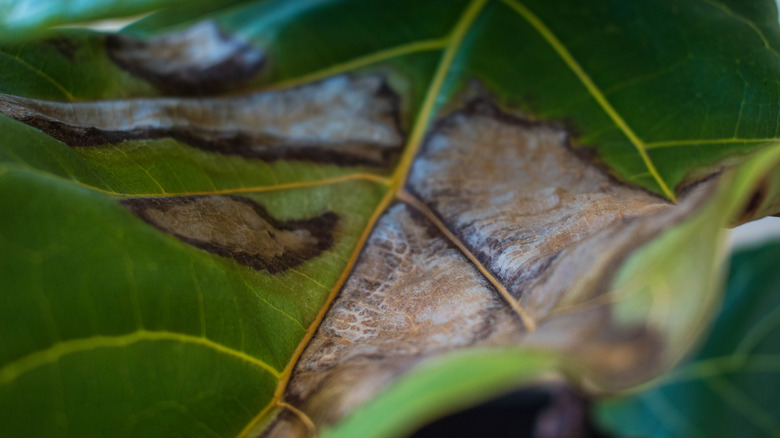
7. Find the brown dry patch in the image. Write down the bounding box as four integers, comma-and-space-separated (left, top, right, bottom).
0, 75, 404, 167
261, 202, 525, 435
407, 99, 671, 304
405, 100, 713, 385
122, 195, 338, 273
263, 99, 716, 437
106, 21, 264, 95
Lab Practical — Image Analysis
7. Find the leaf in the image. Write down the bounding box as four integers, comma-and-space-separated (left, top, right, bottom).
0, 0, 239, 41
596, 238, 780, 438
1, 1, 780, 437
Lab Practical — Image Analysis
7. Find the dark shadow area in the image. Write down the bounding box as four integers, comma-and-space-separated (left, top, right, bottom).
409, 388, 613, 438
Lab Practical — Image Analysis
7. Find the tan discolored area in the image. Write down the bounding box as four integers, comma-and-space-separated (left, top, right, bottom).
405, 99, 713, 384
262, 203, 526, 435
0, 75, 403, 167
263, 99, 716, 437
122, 195, 338, 273
407, 100, 671, 309
106, 21, 265, 94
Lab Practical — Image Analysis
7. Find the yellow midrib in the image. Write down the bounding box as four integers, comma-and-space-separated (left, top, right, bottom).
501, 0, 677, 201
390, 0, 490, 191
236, 1, 493, 436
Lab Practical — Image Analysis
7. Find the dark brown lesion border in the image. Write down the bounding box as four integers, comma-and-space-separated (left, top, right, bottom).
121, 195, 340, 274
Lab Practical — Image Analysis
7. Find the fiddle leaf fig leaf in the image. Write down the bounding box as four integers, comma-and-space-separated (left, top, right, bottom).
1, 0, 780, 437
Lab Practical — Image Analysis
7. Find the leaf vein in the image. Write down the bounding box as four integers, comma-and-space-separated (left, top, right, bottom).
707, 376, 780, 437
0, 49, 75, 101
698, 0, 780, 59
0, 330, 282, 387
500, 0, 677, 200
260, 38, 449, 92
645, 137, 779, 149
398, 190, 536, 331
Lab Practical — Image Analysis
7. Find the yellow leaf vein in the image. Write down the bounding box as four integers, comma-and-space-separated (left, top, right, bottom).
0, 330, 282, 387
501, 0, 677, 201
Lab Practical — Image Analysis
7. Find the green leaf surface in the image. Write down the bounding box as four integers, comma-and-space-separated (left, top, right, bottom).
0, 163, 385, 436
1, 0, 780, 437
0, 29, 157, 100
0, 0, 236, 41
596, 238, 780, 438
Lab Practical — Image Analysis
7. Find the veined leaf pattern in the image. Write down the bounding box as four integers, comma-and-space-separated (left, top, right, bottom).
1, 0, 779, 437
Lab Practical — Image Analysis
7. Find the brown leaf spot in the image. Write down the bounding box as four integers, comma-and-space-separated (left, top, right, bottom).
106, 21, 265, 95
407, 99, 669, 302
262, 96, 717, 435
275, 202, 524, 427
122, 195, 338, 273
0, 75, 404, 167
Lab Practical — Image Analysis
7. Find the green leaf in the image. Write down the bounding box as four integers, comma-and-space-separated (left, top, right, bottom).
596, 238, 780, 438
1, 1, 780, 437
0, 0, 238, 41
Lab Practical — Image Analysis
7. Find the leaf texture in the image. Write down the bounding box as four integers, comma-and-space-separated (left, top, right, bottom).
302, 144, 780, 438
1, 0, 780, 437
0, 0, 237, 41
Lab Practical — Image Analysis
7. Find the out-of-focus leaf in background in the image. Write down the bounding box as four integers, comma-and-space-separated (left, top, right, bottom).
597, 239, 780, 438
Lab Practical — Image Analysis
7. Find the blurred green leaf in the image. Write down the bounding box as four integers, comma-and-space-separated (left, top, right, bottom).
0, 0, 240, 41
597, 239, 780, 438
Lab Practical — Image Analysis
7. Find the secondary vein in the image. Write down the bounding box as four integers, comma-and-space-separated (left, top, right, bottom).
262, 37, 449, 92
645, 137, 779, 148
2, 162, 389, 198
501, 0, 677, 201
398, 190, 537, 331
0, 49, 75, 101
0, 330, 282, 387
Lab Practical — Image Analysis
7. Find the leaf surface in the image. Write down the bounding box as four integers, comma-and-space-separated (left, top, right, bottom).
1, 1, 780, 437
0, 0, 240, 41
